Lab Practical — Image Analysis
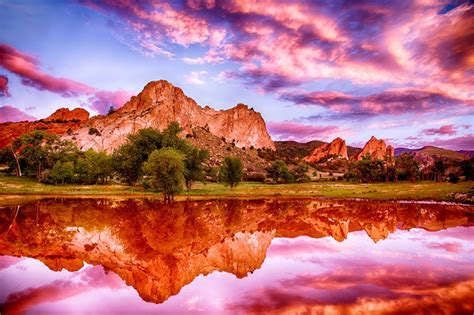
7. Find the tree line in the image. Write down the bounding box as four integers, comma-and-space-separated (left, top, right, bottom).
0, 122, 244, 200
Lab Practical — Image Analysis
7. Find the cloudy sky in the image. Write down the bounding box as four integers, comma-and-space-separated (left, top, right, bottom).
0, 0, 472, 149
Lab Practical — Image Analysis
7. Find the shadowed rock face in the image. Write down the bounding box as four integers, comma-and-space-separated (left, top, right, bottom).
0, 198, 472, 303
304, 137, 348, 163
356, 136, 394, 161
65, 80, 275, 152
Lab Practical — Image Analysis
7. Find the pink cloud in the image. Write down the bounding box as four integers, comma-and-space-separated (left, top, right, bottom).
0, 105, 36, 122
0, 44, 133, 114
0, 44, 94, 97
0, 74, 9, 97
87, 89, 133, 114
280, 88, 473, 119
422, 125, 457, 136
82, 0, 226, 56
267, 121, 339, 142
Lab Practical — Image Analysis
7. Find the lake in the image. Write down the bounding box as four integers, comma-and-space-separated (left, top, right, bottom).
0, 197, 473, 314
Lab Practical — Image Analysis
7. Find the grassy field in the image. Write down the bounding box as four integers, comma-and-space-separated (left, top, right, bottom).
0, 174, 472, 202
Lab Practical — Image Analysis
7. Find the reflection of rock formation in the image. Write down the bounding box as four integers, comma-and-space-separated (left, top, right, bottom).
0, 198, 472, 303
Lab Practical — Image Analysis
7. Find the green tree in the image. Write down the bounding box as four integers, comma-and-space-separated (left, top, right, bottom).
396, 153, 419, 183
184, 148, 209, 189
13, 130, 58, 181
76, 149, 113, 184
143, 148, 185, 200
266, 160, 293, 183
293, 163, 310, 183
220, 156, 243, 188
354, 155, 386, 183
112, 128, 162, 184
49, 161, 75, 184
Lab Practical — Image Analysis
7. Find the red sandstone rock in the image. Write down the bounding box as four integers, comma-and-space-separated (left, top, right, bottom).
66, 80, 275, 152
356, 136, 394, 161
44, 108, 89, 122
0, 81, 274, 153
303, 137, 348, 163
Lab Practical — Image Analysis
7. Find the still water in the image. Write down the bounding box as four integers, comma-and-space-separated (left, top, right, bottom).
0, 197, 473, 314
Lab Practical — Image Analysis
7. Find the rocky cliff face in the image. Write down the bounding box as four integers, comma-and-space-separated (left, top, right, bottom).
356, 136, 394, 161
44, 108, 89, 122
65, 80, 275, 152
303, 137, 348, 163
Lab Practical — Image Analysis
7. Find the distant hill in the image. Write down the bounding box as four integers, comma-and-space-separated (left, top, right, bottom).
395, 146, 468, 161
458, 150, 474, 158
275, 140, 361, 161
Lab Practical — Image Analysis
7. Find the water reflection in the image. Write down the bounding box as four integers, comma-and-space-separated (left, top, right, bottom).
0, 198, 473, 314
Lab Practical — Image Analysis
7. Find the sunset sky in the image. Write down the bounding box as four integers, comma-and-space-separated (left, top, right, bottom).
0, 0, 472, 149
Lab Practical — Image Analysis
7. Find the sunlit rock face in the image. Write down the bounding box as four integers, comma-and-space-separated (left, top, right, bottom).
356, 136, 395, 161
0, 198, 472, 303
44, 108, 89, 122
304, 137, 348, 163
65, 80, 275, 152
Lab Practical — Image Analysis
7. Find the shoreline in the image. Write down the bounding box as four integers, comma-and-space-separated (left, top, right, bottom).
1, 175, 472, 204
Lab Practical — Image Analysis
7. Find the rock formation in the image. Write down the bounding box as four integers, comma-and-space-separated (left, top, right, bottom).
0, 198, 471, 304
303, 137, 348, 163
0, 81, 275, 154
0, 107, 87, 148
65, 80, 275, 152
356, 136, 394, 161
44, 107, 89, 122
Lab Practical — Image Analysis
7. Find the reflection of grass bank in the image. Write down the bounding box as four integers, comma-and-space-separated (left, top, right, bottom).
0, 174, 472, 202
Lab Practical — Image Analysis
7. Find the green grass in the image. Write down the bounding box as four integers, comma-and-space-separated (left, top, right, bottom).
0, 174, 472, 202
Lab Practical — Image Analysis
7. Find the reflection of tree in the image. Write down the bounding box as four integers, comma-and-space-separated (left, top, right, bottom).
0, 198, 472, 303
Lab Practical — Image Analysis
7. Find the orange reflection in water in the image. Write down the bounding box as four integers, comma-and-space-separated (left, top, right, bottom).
0, 198, 473, 314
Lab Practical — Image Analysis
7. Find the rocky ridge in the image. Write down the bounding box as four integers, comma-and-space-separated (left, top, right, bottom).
65, 80, 275, 152
44, 108, 89, 122
303, 137, 348, 163
356, 136, 395, 161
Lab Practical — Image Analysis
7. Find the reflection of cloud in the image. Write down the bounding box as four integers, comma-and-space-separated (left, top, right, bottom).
426, 241, 463, 253
0, 256, 23, 270
267, 238, 338, 257
428, 227, 474, 241
0, 265, 123, 314
228, 263, 474, 314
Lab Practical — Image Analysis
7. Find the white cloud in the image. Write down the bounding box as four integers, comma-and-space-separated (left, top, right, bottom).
184, 71, 208, 85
